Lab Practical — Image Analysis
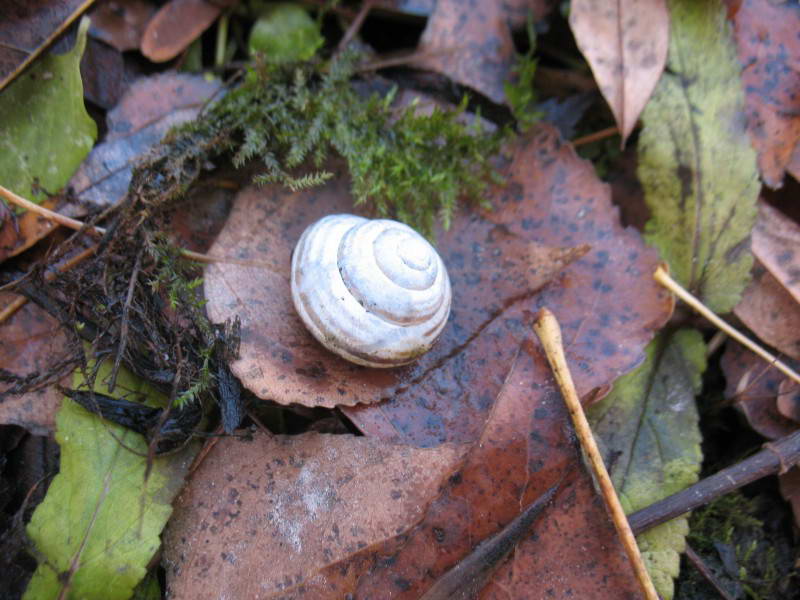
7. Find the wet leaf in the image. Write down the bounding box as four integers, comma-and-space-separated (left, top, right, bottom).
589, 329, 705, 599
734, 262, 800, 361
24, 359, 197, 600
778, 467, 800, 529
777, 378, 800, 425
68, 72, 221, 208
0, 17, 97, 203
204, 126, 671, 437
165, 341, 644, 598
569, 0, 669, 143
729, 0, 800, 188
751, 200, 800, 305
0, 292, 71, 435
0, 197, 57, 262
0, 0, 90, 90
412, 0, 516, 104
638, 0, 759, 313
89, 0, 156, 53
164, 432, 465, 598
721, 341, 797, 440
248, 3, 323, 63
140, 0, 225, 63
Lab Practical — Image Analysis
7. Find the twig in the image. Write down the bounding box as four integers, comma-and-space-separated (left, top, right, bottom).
533, 308, 659, 600
654, 266, 800, 386
629, 429, 800, 534
571, 125, 620, 147
684, 543, 736, 600
109, 249, 144, 393
335, 0, 375, 55
0, 184, 279, 269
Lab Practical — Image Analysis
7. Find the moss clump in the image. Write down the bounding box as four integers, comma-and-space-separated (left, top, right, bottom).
160, 52, 503, 236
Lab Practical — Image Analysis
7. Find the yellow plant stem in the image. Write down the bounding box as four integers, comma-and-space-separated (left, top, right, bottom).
654, 265, 800, 386
533, 308, 659, 600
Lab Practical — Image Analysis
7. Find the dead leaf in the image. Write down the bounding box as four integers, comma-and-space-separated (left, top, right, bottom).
569, 0, 669, 143
165, 341, 643, 598
721, 340, 797, 440
68, 72, 221, 208
140, 0, 224, 63
751, 199, 800, 305
80, 36, 129, 110
0, 198, 58, 263
734, 262, 800, 360
0, 292, 72, 435
88, 0, 156, 52
0, 0, 91, 91
729, 0, 800, 188
376, 0, 556, 27
163, 432, 465, 598
411, 0, 516, 104
777, 378, 800, 424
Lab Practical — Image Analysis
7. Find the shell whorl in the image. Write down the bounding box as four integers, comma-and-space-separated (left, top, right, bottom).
290, 214, 451, 367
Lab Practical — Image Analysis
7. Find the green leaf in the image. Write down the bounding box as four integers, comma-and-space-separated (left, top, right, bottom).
0, 17, 97, 203
638, 0, 759, 313
24, 360, 197, 600
588, 329, 706, 600
248, 3, 324, 63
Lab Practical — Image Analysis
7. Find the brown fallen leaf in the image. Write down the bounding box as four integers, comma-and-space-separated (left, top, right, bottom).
411, 0, 516, 104
68, 72, 221, 208
163, 432, 465, 598
140, 0, 225, 63
80, 36, 130, 110
88, 0, 156, 52
734, 261, 800, 361
344, 125, 672, 445
751, 199, 800, 305
0, 292, 72, 435
569, 0, 669, 143
0, 198, 59, 264
729, 0, 800, 188
0, 0, 92, 90
721, 340, 797, 440
777, 378, 800, 425
164, 340, 643, 598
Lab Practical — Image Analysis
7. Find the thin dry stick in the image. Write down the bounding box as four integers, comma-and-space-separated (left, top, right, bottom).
572, 125, 620, 147
533, 308, 659, 600
654, 265, 800, 385
335, 0, 375, 54
0, 183, 277, 268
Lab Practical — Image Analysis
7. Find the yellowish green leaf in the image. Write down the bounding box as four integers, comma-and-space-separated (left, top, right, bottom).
589, 329, 706, 600
639, 0, 759, 312
0, 17, 97, 203
24, 359, 197, 600
248, 3, 323, 63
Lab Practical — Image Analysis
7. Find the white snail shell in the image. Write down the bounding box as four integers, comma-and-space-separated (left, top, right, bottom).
290, 214, 451, 368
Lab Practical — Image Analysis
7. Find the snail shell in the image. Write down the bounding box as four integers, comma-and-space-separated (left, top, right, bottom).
290, 214, 451, 368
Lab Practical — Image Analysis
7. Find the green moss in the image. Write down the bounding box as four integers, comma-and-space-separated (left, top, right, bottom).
159, 51, 503, 237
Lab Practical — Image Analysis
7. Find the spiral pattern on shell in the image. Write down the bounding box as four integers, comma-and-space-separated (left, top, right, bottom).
290, 214, 451, 367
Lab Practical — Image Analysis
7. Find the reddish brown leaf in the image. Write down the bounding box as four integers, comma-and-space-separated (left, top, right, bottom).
88, 0, 156, 52
0, 0, 91, 90
140, 0, 222, 63
0, 198, 58, 265
164, 342, 643, 598
569, 0, 669, 142
79, 36, 129, 110
777, 378, 800, 425
163, 432, 465, 598
721, 340, 796, 440
729, 0, 800, 188
734, 262, 800, 360
751, 200, 800, 305
411, 0, 516, 104
344, 126, 672, 444
0, 292, 71, 435
68, 72, 221, 208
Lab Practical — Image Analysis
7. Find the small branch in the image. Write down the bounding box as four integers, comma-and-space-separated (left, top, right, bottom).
335, 0, 375, 55
109, 249, 144, 393
571, 125, 620, 147
684, 543, 736, 600
533, 308, 659, 600
629, 429, 800, 534
0, 184, 105, 236
654, 266, 800, 386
